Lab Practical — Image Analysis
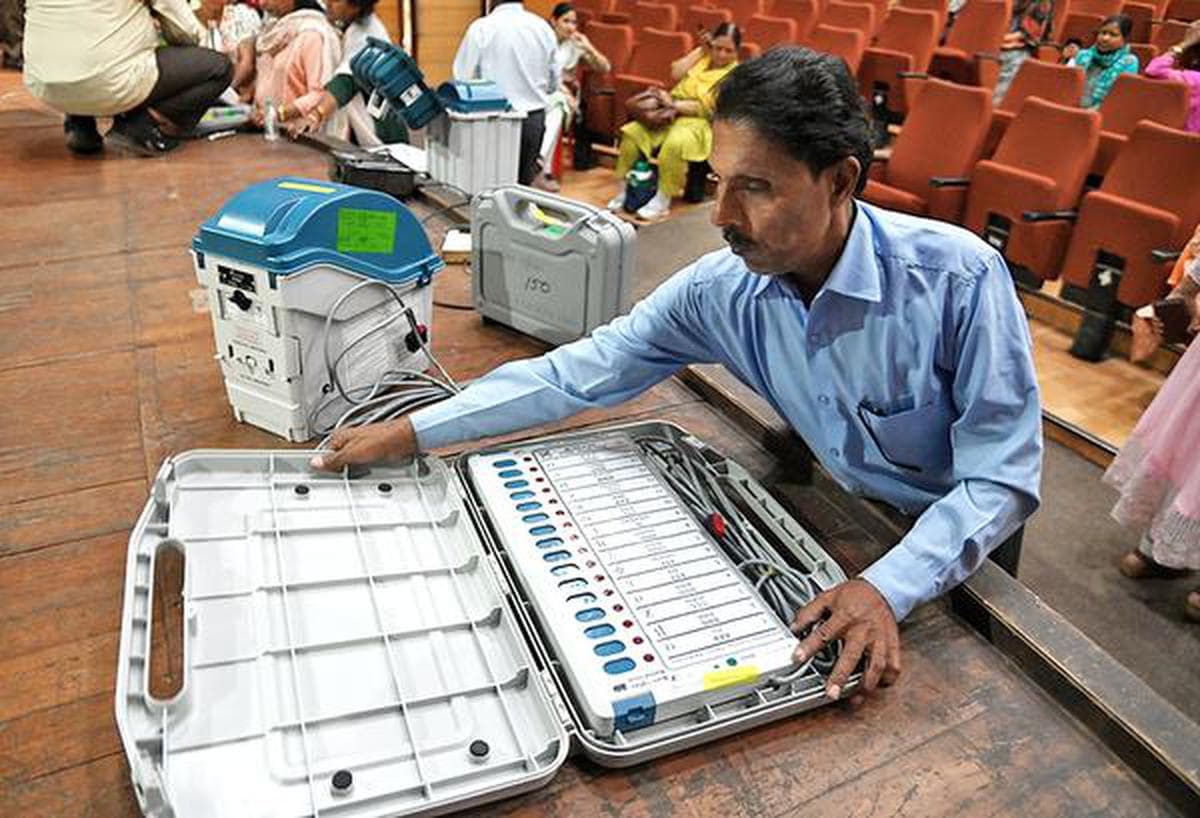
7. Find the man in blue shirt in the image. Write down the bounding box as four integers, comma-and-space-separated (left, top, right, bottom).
314, 48, 1043, 703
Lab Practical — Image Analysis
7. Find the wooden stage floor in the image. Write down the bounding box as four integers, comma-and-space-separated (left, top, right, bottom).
0, 71, 1188, 816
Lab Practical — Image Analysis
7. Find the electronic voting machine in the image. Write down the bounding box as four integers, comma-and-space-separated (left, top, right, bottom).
115, 422, 853, 817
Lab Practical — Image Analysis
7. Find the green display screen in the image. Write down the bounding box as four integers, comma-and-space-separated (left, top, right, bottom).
337, 208, 396, 254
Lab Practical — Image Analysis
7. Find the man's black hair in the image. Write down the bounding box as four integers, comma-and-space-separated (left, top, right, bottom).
714, 47, 874, 195
346, 0, 380, 18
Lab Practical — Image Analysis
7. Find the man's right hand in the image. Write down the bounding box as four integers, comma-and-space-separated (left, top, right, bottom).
310, 417, 418, 472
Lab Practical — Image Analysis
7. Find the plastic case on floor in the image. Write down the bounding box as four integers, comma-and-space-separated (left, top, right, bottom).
115, 422, 852, 817
425, 81, 524, 196
471, 186, 635, 345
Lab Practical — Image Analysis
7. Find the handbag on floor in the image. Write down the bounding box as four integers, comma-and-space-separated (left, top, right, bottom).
625, 88, 676, 130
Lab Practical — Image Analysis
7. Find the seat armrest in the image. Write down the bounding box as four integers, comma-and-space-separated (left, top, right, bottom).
1022, 209, 1078, 223
930, 176, 970, 188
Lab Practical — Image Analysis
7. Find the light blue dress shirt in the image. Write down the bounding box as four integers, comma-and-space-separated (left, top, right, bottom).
412, 202, 1043, 620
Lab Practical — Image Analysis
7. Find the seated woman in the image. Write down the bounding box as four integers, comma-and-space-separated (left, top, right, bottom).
1069, 14, 1139, 109
196, 0, 262, 104
288, 0, 408, 145
993, 0, 1055, 104
248, 0, 342, 132
536, 2, 612, 191
1145, 21, 1200, 134
23, 0, 232, 155
609, 23, 741, 220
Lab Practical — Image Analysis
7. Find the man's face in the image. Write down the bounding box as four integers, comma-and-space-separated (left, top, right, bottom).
709, 119, 855, 276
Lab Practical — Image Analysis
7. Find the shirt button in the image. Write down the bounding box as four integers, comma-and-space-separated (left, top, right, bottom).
830, 448, 841, 459
818, 394, 831, 405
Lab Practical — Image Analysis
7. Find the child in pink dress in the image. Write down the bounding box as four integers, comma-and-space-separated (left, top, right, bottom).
1107, 224, 1200, 621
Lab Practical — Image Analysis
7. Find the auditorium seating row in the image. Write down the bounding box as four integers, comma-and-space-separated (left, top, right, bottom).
577, 0, 1198, 134
856, 76, 1200, 317
572, 1, 1200, 327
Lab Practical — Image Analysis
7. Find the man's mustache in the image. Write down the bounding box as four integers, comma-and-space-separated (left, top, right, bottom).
723, 227, 755, 249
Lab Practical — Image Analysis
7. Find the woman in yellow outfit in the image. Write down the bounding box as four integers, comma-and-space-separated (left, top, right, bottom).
609, 22, 741, 219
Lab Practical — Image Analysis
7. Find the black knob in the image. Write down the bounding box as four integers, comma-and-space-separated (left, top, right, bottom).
331, 769, 353, 792
229, 289, 252, 311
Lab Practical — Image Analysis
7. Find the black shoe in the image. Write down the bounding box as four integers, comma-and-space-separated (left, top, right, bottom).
64, 116, 104, 155
105, 117, 180, 157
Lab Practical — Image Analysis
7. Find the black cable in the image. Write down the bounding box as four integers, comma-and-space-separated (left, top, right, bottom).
415, 177, 472, 204
420, 201, 470, 227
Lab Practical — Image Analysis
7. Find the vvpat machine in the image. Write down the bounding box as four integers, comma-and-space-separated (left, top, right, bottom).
192, 177, 443, 442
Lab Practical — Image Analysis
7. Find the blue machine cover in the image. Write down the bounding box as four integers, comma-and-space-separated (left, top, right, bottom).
193, 177, 443, 285
350, 38, 445, 130
436, 80, 511, 113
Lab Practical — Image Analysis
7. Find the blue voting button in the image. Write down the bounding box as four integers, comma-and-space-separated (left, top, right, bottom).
594, 640, 625, 657
604, 658, 636, 675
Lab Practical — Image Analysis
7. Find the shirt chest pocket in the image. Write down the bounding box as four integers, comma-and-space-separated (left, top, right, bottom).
858, 397, 954, 475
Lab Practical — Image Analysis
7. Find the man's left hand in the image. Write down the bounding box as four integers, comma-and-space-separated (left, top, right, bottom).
791, 579, 902, 702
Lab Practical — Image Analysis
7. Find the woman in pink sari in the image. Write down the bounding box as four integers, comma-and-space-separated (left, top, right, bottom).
1108, 224, 1200, 621
249, 0, 341, 130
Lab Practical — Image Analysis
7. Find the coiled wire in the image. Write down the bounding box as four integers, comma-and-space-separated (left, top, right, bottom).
635, 432, 839, 679
309, 278, 460, 448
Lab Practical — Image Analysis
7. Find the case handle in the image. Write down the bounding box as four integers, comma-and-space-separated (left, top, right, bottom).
145, 539, 192, 706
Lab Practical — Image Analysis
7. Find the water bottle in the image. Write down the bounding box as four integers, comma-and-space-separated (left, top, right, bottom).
624, 158, 657, 213
263, 99, 279, 142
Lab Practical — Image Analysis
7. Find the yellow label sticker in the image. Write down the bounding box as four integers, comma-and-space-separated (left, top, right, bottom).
279, 181, 336, 194
703, 665, 760, 691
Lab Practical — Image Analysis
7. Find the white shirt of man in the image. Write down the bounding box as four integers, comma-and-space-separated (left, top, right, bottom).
23, 0, 204, 116
452, 1, 560, 112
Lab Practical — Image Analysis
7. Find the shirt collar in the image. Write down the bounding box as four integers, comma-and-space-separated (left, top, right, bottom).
751, 202, 883, 304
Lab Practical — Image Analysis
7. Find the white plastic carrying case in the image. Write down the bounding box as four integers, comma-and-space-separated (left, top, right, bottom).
115, 421, 853, 817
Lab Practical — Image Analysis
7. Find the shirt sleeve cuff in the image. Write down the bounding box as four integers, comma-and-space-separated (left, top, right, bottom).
859, 547, 933, 623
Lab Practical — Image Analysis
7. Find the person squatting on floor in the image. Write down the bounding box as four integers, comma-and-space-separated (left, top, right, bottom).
23, 0, 232, 156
